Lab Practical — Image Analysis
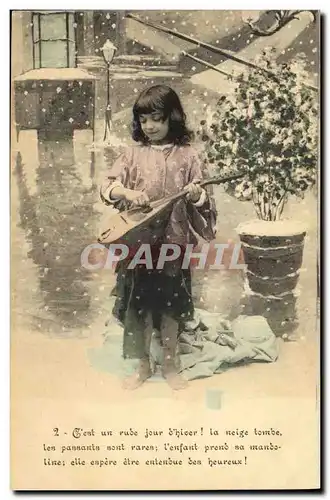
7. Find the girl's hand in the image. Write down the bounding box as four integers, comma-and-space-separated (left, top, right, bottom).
185, 181, 203, 203
124, 189, 150, 207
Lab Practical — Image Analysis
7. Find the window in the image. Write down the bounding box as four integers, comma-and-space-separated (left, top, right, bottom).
32, 11, 76, 68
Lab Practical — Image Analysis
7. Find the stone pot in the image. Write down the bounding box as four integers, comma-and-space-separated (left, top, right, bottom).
237, 219, 307, 296
237, 219, 307, 336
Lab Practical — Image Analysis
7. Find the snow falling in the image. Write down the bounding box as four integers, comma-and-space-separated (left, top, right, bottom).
12, 10, 318, 340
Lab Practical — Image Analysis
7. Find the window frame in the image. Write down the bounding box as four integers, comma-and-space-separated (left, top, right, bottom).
31, 11, 77, 69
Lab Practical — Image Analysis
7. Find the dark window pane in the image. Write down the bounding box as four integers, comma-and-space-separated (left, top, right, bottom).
40, 13, 67, 40
41, 41, 68, 68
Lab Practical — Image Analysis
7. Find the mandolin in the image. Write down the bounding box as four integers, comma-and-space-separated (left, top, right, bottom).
97, 173, 245, 246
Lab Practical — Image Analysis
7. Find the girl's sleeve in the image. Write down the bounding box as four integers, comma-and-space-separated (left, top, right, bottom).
187, 150, 218, 241
100, 148, 135, 207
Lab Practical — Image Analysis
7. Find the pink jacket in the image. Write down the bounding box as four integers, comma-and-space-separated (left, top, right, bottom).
100, 143, 217, 246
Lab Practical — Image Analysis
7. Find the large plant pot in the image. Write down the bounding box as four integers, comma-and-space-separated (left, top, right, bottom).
237, 219, 307, 336
237, 220, 306, 295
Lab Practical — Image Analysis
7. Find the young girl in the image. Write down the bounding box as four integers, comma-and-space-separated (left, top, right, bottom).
100, 85, 217, 390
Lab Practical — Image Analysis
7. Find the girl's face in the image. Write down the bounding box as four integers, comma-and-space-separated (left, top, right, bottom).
139, 112, 169, 143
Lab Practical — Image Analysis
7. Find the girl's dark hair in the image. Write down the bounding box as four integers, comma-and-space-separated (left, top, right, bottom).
132, 85, 193, 145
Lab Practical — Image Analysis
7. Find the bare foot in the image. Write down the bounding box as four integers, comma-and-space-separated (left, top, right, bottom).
122, 360, 152, 390
162, 366, 188, 390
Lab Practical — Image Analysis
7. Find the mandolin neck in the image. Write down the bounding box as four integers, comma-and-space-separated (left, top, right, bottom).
161, 172, 246, 205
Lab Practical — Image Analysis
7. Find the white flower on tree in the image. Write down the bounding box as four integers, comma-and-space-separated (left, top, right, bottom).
197, 50, 318, 221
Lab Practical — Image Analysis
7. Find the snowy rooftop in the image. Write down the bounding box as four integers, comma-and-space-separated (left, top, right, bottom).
14, 68, 98, 82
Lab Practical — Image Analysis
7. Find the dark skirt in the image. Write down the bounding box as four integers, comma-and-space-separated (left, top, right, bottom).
112, 262, 194, 359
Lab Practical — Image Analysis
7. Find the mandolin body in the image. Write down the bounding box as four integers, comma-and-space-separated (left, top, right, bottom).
97, 196, 178, 246
97, 173, 245, 246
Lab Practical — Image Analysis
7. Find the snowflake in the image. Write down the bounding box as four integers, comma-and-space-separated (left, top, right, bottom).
192, 66, 196, 71
112, 23, 116, 29
73, 22, 77, 28
24, 90, 28, 96
56, 87, 62, 94
42, 108, 46, 113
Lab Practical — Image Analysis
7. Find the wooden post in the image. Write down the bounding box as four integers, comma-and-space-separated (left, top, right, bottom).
84, 10, 95, 57
116, 11, 127, 54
